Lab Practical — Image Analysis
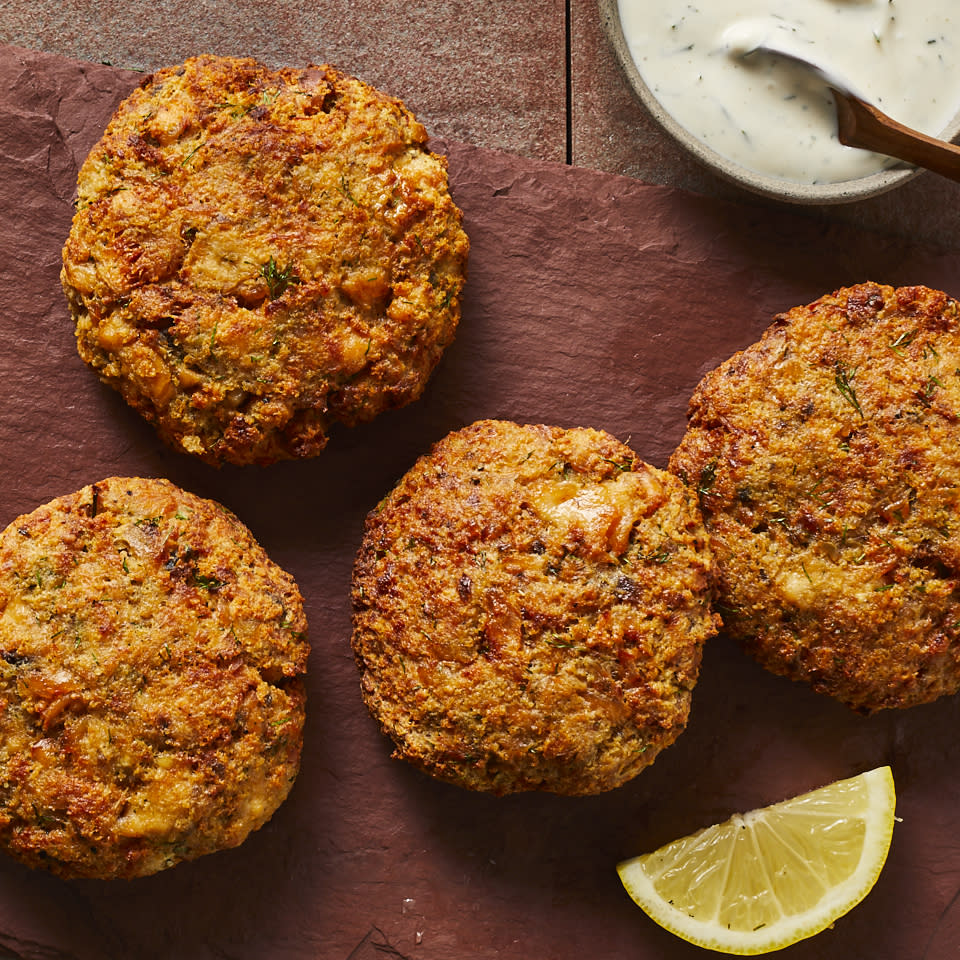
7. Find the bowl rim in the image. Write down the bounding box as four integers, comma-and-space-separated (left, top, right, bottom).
599, 0, 960, 205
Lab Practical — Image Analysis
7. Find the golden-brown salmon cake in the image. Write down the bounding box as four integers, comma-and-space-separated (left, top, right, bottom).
670, 282, 960, 713
351, 420, 718, 795
61, 55, 468, 466
0, 477, 309, 878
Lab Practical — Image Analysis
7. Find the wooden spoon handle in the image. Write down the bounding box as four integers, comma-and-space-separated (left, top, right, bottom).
832, 90, 960, 184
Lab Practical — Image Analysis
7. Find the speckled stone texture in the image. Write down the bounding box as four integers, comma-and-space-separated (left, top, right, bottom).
0, 0, 567, 162
0, 44, 960, 960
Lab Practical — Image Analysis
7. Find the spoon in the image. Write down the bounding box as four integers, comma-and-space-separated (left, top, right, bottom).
829, 92, 960, 184
723, 22, 960, 185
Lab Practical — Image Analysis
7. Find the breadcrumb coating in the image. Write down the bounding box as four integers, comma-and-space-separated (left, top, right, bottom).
0, 477, 308, 878
62, 56, 468, 466
670, 283, 960, 713
352, 420, 718, 795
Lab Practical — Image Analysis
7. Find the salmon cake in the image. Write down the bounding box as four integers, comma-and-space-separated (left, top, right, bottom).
0, 477, 309, 878
670, 282, 960, 713
351, 420, 718, 795
61, 55, 468, 466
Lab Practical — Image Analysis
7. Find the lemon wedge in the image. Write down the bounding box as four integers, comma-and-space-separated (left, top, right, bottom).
617, 766, 896, 955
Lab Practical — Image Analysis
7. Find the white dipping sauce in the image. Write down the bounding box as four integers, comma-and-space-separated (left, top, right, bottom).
617, 0, 960, 183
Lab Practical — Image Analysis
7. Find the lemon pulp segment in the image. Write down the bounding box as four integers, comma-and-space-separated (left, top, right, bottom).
617, 766, 895, 955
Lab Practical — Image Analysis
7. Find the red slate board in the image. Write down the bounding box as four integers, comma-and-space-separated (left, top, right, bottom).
1, 43, 960, 960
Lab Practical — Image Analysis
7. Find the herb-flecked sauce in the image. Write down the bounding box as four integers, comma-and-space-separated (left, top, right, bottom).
617, 0, 960, 183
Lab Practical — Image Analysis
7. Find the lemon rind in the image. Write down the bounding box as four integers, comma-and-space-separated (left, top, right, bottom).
616, 766, 896, 956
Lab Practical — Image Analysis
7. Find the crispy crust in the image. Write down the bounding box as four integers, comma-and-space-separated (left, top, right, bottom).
670, 282, 960, 713
0, 477, 309, 878
351, 420, 718, 795
61, 56, 468, 466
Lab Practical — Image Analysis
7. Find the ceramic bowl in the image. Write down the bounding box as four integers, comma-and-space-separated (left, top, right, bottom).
599, 0, 960, 205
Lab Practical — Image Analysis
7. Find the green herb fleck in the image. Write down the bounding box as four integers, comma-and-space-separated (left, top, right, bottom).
888, 328, 917, 357
215, 99, 251, 118
260, 256, 301, 299
279, 612, 306, 640
642, 549, 672, 565
181, 141, 202, 166
698, 461, 718, 496
834, 363, 865, 418
806, 477, 829, 507
337, 174, 359, 206
919, 374, 942, 407
32, 804, 59, 830
192, 573, 225, 592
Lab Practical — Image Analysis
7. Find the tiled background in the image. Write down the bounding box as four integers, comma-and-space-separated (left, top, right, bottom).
2, 0, 958, 248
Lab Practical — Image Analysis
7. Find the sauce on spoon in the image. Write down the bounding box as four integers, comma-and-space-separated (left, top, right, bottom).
616, 0, 960, 183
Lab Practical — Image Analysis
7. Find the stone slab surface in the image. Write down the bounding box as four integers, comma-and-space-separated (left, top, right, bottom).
0, 43, 958, 960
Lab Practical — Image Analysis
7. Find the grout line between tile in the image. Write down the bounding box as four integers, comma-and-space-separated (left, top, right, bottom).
565, 0, 573, 164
